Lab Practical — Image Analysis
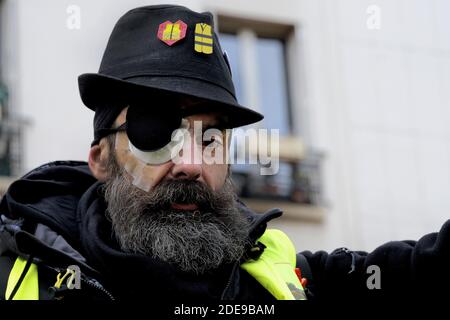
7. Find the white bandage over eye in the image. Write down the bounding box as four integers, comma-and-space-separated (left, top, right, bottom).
128, 118, 189, 165
114, 119, 190, 192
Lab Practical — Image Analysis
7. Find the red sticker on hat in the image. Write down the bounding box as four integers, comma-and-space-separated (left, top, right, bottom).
157, 20, 187, 46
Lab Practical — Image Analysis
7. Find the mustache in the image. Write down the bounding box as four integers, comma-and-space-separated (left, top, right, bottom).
126, 179, 234, 213
102, 153, 250, 273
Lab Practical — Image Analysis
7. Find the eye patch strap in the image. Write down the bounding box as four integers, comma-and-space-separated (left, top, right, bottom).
96, 122, 127, 139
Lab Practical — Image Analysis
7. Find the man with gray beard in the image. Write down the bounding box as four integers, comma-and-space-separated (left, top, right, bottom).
103, 139, 250, 275
0, 5, 291, 302
1, 4, 449, 306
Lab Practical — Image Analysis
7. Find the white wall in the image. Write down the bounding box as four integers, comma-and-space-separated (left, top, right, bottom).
296, 0, 450, 250
1, 0, 449, 252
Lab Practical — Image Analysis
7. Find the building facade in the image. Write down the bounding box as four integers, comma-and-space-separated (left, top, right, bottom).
1, 0, 449, 252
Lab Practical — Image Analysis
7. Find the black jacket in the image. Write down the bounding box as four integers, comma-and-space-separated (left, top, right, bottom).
0, 161, 449, 301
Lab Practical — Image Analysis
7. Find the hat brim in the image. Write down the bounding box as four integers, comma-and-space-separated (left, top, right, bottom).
78, 73, 263, 128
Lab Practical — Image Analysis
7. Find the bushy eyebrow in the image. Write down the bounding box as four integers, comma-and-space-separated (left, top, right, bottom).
202, 123, 227, 132
200, 118, 229, 131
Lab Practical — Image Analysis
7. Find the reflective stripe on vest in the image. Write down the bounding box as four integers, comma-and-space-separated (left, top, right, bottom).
241, 229, 307, 300
5, 256, 39, 300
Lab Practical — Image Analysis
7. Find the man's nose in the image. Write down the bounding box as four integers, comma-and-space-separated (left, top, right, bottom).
170, 162, 202, 180
170, 133, 203, 180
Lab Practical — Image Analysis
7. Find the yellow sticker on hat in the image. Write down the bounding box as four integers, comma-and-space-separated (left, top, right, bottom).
194, 23, 213, 54
157, 20, 187, 46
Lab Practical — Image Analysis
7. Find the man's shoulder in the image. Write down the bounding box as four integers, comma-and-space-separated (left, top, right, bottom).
0, 160, 98, 246
3, 160, 97, 199
21, 160, 92, 180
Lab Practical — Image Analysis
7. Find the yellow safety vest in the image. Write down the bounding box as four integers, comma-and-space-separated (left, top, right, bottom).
5, 256, 39, 300
241, 229, 307, 300
5, 229, 305, 300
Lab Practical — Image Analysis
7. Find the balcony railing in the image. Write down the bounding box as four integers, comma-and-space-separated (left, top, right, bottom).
232, 135, 326, 220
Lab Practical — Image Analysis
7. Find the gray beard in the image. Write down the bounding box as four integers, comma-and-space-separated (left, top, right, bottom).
102, 157, 250, 275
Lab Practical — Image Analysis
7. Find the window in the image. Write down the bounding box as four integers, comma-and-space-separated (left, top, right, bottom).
0, 82, 21, 178
0, 83, 11, 176
218, 15, 323, 207
256, 37, 291, 135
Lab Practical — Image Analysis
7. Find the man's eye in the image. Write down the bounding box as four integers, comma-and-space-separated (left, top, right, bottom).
203, 136, 223, 147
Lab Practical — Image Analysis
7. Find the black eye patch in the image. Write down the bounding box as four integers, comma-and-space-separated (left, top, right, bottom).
126, 105, 182, 151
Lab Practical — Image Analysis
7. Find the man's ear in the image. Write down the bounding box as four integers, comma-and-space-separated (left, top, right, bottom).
88, 140, 110, 182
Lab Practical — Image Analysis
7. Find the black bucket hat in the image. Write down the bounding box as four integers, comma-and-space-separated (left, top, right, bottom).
78, 4, 263, 145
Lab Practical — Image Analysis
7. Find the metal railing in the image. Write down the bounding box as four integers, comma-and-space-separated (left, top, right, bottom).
0, 117, 25, 177
232, 139, 325, 207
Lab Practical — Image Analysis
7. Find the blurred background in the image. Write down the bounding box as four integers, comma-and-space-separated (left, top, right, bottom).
0, 0, 449, 252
